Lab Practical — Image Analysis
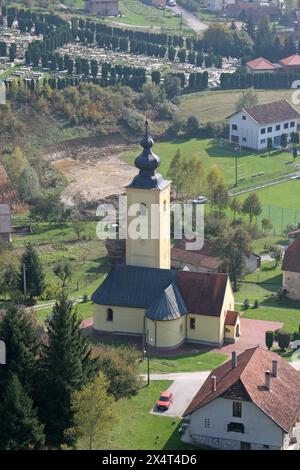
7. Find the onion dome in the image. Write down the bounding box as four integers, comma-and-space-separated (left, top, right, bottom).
127, 121, 170, 190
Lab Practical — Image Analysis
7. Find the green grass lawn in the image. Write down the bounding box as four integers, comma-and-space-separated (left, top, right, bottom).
139, 351, 227, 374
179, 89, 299, 123
35, 300, 95, 323
97, 380, 198, 450
107, 0, 184, 30
236, 180, 300, 234
236, 259, 300, 333
123, 138, 295, 190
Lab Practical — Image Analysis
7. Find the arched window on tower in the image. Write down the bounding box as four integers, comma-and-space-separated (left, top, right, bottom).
139, 203, 147, 216
106, 308, 113, 322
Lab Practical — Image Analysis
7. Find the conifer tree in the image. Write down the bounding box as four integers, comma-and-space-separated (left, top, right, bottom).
0, 304, 41, 395
0, 374, 45, 450
18, 244, 45, 302
36, 295, 99, 447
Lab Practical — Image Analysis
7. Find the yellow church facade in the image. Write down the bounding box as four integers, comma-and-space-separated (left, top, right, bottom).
92, 123, 240, 349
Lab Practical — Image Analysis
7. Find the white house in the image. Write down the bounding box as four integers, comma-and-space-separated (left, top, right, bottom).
228, 99, 300, 151
182, 347, 300, 450
282, 236, 300, 300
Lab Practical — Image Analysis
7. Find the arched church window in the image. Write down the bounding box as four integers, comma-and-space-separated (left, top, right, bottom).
106, 308, 113, 322
139, 203, 147, 216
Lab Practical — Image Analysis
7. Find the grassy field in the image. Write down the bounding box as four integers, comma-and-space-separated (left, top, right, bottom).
236, 180, 300, 234
139, 351, 228, 374
35, 300, 95, 323
98, 380, 197, 450
105, 0, 184, 30
9, 217, 107, 303
236, 259, 300, 333
179, 89, 298, 123
123, 138, 295, 188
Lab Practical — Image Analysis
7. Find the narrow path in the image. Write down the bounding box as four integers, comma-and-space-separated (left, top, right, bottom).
229, 171, 300, 197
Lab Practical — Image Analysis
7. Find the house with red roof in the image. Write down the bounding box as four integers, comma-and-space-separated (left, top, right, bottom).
246, 57, 281, 74
282, 236, 300, 300
182, 347, 300, 450
228, 99, 300, 151
279, 54, 300, 72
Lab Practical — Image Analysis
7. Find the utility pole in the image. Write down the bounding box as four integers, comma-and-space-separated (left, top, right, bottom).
235, 154, 238, 187
144, 330, 150, 386
180, 13, 183, 31
23, 263, 27, 298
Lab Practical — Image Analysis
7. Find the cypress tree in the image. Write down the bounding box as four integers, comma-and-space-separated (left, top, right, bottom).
0, 374, 45, 450
36, 295, 99, 447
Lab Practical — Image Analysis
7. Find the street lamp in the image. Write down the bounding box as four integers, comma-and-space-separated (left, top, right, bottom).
143, 330, 152, 386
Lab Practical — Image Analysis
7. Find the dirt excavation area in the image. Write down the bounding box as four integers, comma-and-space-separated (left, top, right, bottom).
47, 138, 138, 206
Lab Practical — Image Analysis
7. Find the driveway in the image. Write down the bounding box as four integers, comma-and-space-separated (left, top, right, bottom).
150, 371, 210, 417
215, 318, 283, 354
172, 5, 208, 34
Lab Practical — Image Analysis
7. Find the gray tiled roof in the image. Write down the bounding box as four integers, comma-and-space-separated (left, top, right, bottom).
91, 264, 176, 309
146, 283, 187, 321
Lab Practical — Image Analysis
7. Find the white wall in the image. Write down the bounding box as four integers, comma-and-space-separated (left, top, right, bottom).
188, 397, 284, 449
229, 110, 298, 151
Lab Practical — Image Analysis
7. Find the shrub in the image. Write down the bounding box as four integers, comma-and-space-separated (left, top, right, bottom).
293, 332, 300, 341
265, 330, 274, 350
253, 299, 259, 309
243, 298, 250, 310
277, 330, 291, 351
82, 294, 89, 303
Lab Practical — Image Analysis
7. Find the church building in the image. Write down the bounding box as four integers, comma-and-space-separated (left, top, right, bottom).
92, 124, 240, 349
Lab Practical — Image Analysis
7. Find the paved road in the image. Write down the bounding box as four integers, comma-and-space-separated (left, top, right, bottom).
148, 360, 300, 417
172, 5, 208, 34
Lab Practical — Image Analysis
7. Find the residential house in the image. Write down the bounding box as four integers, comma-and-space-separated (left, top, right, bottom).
282, 236, 300, 300
246, 57, 281, 74
228, 99, 300, 151
92, 124, 241, 348
0, 204, 12, 242
183, 347, 300, 450
171, 239, 260, 274
85, 0, 119, 16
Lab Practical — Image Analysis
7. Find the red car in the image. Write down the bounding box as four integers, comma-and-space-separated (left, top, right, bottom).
156, 390, 173, 410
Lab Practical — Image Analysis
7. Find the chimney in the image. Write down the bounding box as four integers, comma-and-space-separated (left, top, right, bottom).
211, 375, 217, 392
231, 351, 237, 368
272, 360, 278, 378
265, 370, 272, 391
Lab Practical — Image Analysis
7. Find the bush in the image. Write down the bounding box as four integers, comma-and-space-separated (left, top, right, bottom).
277, 330, 291, 351
253, 299, 259, 309
243, 298, 250, 310
93, 344, 141, 400
265, 330, 274, 350
82, 294, 89, 303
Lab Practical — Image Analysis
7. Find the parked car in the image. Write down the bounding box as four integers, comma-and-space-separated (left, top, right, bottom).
168, 0, 177, 6
192, 196, 208, 205
156, 390, 173, 410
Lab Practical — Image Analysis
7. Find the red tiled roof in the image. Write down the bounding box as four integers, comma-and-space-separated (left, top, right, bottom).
288, 228, 300, 237
171, 247, 221, 271
246, 57, 277, 71
177, 271, 228, 317
243, 100, 300, 126
279, 54, 300, 66
225, 310, 239, 326
282, 236, 300, 274
183, 347, 300, 432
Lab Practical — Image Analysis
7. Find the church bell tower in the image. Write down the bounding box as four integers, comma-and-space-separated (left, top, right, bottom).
125, 122, 171, 269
